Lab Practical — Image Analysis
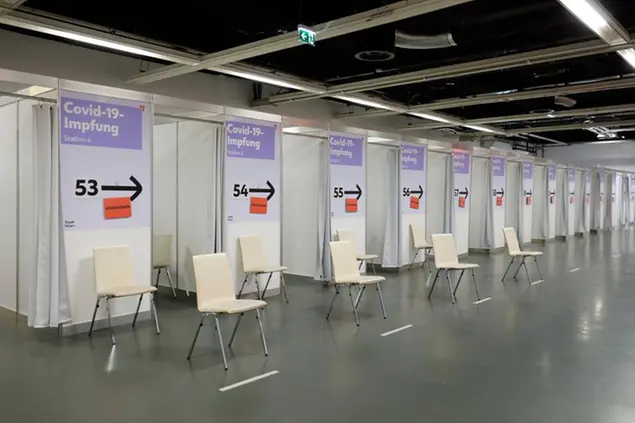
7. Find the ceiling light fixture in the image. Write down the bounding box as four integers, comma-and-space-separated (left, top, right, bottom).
332, 95, 404, 112
618, 48, 635, 69
408, 111, 452, 124
215, 68, 321, 92
464, 124, 501, 134
557, 0, 627, 46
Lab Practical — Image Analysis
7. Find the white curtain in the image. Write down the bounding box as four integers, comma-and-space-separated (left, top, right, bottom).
604, 174, 613, 229
591, 173, 600, 230
516, 164, 524, 242
482, 159, 494, 248
381, 148, 399, 267
443, 153, 455, 235
29, 105, 71, 328
556, 169, 567, 236
621, 176, 629, 225
212, 125, 224, 253
315, 140, 332, 281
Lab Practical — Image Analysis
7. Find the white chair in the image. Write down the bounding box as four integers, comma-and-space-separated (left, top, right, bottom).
501, 227, 544, 284
408, 224, 433, 271
187, 253, 268, 370
89, 246, 160, 345
153, 234, 181, 298
237, 235, 289, 303
336, 229, 378, 274
429, 234, 483, 304
327, 241, 387, 326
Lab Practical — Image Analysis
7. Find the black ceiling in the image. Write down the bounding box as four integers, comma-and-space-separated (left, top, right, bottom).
10, 0, 635, 145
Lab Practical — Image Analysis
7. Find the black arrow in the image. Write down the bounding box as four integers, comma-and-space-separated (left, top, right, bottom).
524, 189, 533, 196
344, 184, 363, 201
459, 187, 469, 198
549, 190, 556, 195
411, 185, 424, 199
102, 176, 143, 201
495, 188, 504, 197
249, 180, 276, 201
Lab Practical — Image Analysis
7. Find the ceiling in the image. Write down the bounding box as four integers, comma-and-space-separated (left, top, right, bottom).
6, 0, 635, 146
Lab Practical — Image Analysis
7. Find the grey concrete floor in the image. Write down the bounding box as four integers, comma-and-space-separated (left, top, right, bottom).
3, 230, 635, 422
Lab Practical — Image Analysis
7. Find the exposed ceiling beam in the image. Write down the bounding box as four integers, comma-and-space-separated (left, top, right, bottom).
336, 75, 635, 119
400, 103, 635, 131
127, 0, 474, 85
506, 118, 635, 135
257, 38, 635, 106
0, 0, 27, 18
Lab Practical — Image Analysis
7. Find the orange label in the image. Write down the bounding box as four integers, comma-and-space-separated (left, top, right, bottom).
569, 195, 574, 204
410, 196, 420, 210
250, 196, 268, 214
496, 197, 503, 207
345, 198, 358, 213
104, 197, 132, 220
526, 197, 532, 206
458, 197, 466, 208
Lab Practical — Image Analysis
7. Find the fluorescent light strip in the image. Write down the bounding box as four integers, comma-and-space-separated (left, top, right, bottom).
464, 124, 500, 134
214, 68, 319, 92
618, 48, 635, 69
0, 16, 199, 65
557, 0, 627, 46
333, 95, 404, 112
408, 111, 452, 124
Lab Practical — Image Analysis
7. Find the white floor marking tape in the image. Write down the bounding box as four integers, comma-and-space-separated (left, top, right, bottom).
381, 325, 414, 337
473, 297, 492, 305
570, 268, 580, 273
219, 370, 279, 392
530, 280, 545, 286
613, 254, 621, 258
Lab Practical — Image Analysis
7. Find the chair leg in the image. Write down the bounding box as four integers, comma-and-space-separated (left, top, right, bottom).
534, 256, 544, 281
444, 270, 456, 304
228, 312, 243, 347
213, 315, 228, 370
280, 272, 290, 304
348, 285, 360, 326
424, 250, 433, 273
187, 315, 205, 360
238, 274, 249, 297
88, 298, 100, 337
354, 285, 366, 309
164, 267, 177, 298
254, 274, 262, 299
261, 272, 273, 300
358, 260, 364, 270
326, 286, 340, 320
501, 257, 515, 281
523, 258, 532, 285
428, 270, 441, 299
155, 268, 161, 288
371, 260, 376, 275
105, 297, 115, 345
408, 249, 419, 270
151, 293, 160, 335
376, 283, 387, 319
453, 270, 466, 297
132, 294, 143, 328
255, 308, 268, 356
512, 258, 524, 279
471, 269, 482, 301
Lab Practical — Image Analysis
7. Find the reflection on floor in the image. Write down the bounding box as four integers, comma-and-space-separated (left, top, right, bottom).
2, 230, 635, 423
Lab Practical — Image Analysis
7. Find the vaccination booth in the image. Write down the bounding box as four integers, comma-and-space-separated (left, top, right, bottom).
532, 161, 557, 242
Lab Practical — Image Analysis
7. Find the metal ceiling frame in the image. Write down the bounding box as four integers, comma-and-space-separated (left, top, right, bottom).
400, 103, 635, 131
257, 38, 635, 107
127, 0, 474, 85
505, 118, 635, 135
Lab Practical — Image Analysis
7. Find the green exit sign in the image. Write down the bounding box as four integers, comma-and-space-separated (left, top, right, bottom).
298, 25, 316, 46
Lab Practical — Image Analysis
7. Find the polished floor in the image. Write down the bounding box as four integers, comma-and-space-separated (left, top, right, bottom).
3, 230, 635, 422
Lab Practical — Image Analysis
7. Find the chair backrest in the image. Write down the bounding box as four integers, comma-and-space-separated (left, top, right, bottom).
410, 224, 427, 247
329, 241, 360, 283
431, 234, 459, 267
192, 253, 236, 310
503, 227, 522, 254
238, 235, 268, 272
93, 246, 136, 291
153, 234, 172, 268
336, 229, 354, 243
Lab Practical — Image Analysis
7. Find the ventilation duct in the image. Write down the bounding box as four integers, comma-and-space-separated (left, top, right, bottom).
554, 95, 577, 108
395, 30, 457, 50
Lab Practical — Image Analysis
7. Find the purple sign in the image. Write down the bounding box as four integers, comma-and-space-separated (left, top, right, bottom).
330, 133, 364, 166
60, 95, 142, 150
491, 155, 505, 177
568, 168, 576, 183
401, 145, 426, 171
523, 162, 533, 179
453, 151, 470, 174
226, 120, 276, 160
548, 165, 556, 181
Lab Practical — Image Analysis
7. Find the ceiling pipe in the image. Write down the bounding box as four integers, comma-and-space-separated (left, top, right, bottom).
127, 0, 475, 84
394, 30, 457, 49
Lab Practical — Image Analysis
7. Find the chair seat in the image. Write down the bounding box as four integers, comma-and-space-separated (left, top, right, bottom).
438, 262, 479, 270
246, 265, 288, 274
98, 285, 157, 298
335, 275, 386, 285
414, 243, 432, 250
199, 299, 266, 314
510, 251, 543, 257
357, 253, 378, 261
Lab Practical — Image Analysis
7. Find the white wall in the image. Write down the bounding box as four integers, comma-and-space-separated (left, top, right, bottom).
427, 151, 448, 237
0, 102, 17, 311
469, 157, 488, 249
532, 165, 547, 239
281, 134, 322, 277
505, 161, 520, 232
367, 144, 395, 264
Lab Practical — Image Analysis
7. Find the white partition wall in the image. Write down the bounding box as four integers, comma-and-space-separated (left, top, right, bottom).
399, 143, 427, 266
520, 161, 534, 244
491, 153, 507, 248
567, 168, 576, 236
574, 169, 587, 234
427, 150, 450, 239
282, 134, 323, 277
367, 144, 399, 267
533, 163, 556, 241
606, 172, 616, 229
620, 174, 629, 226
329, 132, 366, 254
224, 117, 282, 295
555, 166, 568, 237
505, 159, 520, 237
583, 170, 592, 232
613, 173, 621, 227
453, 150, 471, 256
547, 164, 557, 238
469, 151, 505, 251
630, 175, 635, 224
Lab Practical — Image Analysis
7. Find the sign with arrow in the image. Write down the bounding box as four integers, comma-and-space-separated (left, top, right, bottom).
330, 132, 366, 218
225, 118, 280, 222
401, 144, 426, 216
59, 89, 151, 230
